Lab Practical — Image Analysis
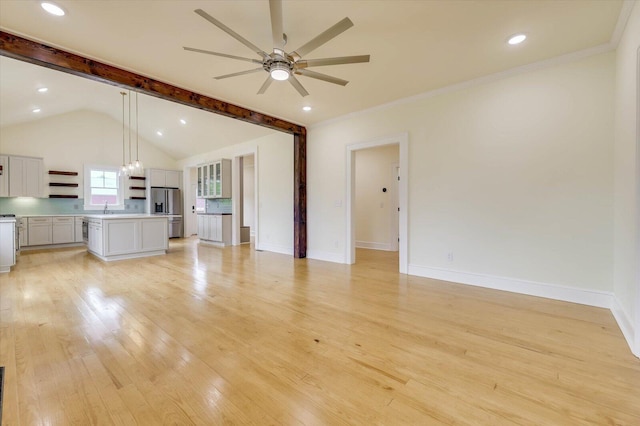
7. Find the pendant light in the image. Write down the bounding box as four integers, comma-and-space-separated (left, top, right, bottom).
119, 91, 129, 176
127, 90, 134, 173
133, 91, 144, 175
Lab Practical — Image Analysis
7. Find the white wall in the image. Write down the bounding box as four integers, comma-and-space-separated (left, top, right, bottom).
178, 132, 293, 255
0, 109, 178, 195
612, 1, 640, 356
308, 52, 615, 297
355, 145, 399, 250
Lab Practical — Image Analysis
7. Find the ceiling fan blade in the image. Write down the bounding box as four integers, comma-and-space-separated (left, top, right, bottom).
257, 76, 273, 94
214, 68, 264, 80
295, 69, 348, 86
183, 47, 263, 64
269, 0, 285, 48
296, 55, 370, 69
288, 75, 309, 97
194, 9, 269, 59
291, 17, 354, 59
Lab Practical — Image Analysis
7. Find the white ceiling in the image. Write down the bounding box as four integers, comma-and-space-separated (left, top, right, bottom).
0, 0, 626, 160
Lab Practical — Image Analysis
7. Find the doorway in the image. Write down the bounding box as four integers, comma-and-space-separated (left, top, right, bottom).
346, 133, 408, 273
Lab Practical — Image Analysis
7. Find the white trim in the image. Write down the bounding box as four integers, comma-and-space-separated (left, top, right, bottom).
312, 44, 614, 131
390, 162, 400, 252
346, 133, 409, 274
611, 296, 638, 357
610, 0, 637, 47
635, 45, 640, 358
355, 240, 394, 251
257, 241, 293, 256
306, 249, 345, 264
407, 264, 613, 309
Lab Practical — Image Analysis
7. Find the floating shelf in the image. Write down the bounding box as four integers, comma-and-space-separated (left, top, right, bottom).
129, 176, 146, 180
49, 182, 79, 187
130, 196, 146, 200
49, 170, 78, 176
129, 186, 146, 190
49, 195, 78, 199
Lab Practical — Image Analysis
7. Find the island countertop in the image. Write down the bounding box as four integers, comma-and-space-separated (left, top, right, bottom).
84, 214, 167, 220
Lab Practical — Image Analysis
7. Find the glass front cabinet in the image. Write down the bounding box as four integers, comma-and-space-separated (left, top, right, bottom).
197, 159, 231, 199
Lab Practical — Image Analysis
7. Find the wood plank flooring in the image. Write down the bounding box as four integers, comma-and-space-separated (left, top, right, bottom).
0, 238, 639, 425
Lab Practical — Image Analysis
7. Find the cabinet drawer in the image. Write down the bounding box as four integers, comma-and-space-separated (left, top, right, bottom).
28, 217, 52, 224
53, 216, 74, 224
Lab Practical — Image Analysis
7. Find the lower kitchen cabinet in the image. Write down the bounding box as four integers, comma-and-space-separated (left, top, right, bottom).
74, 217, 83, 243
27, 217, 52, 246
197, 214, 231, 246
52, 217, 75, 244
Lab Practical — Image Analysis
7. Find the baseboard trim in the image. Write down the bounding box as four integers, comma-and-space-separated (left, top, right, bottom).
257, 242, 293, 256
306, 249, 346, 263
355, 240, 394, 251
610, 296, 638, 357
407, 264, 613, 308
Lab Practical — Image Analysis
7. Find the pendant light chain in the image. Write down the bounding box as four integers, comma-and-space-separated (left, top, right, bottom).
128, 90, 133, 172
120, 91, 127, 175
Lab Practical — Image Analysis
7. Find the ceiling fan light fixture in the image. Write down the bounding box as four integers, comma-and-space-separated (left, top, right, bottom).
270, 62, 290, 81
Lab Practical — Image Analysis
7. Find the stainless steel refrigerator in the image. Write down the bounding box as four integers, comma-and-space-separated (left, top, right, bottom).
150, 188, 183, 238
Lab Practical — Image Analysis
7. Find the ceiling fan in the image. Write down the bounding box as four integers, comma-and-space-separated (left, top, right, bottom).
183, 0, 370, 97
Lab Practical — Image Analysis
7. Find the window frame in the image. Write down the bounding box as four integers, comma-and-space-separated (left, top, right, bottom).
83, 164, 125, 211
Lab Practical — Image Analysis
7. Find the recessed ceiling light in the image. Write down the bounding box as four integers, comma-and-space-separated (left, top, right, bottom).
302, 106, 312, 112
37, 87, 48, 93
508, 34, 527, 45
179, 119, 187, 125
156, 131, 163, 136
41, 2, 65, 16
32, 108, 41, 113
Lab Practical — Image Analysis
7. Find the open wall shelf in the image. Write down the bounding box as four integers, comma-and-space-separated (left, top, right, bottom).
48, 170, 79, 198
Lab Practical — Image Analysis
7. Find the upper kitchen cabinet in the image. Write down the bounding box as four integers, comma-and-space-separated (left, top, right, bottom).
8, 155, 44, 197
197, 159, 231, 199
149, 168, 181, 189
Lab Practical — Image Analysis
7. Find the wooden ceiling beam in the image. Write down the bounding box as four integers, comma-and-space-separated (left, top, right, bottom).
0, 31, 305, 135
0, 30, 307, 258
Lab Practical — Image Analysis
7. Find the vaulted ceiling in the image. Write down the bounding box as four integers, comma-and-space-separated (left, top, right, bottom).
0, 0, 626, 159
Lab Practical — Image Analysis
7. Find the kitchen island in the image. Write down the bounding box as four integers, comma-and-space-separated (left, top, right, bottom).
85, 214, 168, 261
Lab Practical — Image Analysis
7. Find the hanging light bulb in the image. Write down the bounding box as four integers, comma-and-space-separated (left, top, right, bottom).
118, 92, 129, 177
133, 92, 144, 175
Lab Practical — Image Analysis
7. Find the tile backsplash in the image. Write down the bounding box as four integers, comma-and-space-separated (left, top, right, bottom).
206, 198, 232, 214
0, 197, 146, 215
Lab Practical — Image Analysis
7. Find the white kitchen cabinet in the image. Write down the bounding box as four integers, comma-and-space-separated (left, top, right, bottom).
8, 155, 44, 197
18, 218, 28, 248
87, 219, 103, 256
0, 219, 16, 273
197, 159, 231, 199
198, 214, 231, 246
52, 217, 75, 244
86, 215, 167, 261
27, 217, 53, 246
74, 217, 84, 243
0, 155, 8, 197
149, 168, 181, 189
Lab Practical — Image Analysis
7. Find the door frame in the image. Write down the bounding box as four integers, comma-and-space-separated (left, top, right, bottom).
346, 132, 408, 273
231, 148, 259, 248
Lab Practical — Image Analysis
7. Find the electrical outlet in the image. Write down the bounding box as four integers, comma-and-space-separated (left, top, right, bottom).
447, 252, 454, 262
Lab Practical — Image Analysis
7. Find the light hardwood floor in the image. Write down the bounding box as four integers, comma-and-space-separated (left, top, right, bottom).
0, 238, 639, 425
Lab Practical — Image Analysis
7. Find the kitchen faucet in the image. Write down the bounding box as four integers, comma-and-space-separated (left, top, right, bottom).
103, 201, 108, 214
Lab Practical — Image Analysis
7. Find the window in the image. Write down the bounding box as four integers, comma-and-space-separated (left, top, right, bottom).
84, 165, 124, 210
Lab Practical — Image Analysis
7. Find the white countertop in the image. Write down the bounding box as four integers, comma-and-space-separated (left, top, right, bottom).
85, 214, 168, 220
